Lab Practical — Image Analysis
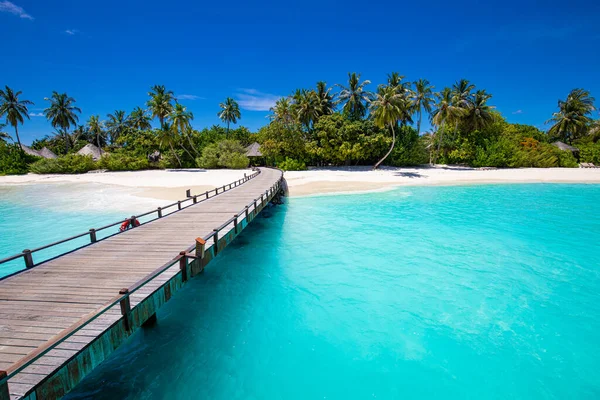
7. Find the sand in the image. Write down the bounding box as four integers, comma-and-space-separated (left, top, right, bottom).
1, 167, 600, 202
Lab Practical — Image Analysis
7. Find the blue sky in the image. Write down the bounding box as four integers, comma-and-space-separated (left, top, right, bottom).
1, 0, 599, 144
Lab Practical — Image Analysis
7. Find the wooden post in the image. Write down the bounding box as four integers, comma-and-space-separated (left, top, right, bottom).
222, 185, 226, 192
89, 229, 97, 243
179, 251, 188, 282
254, 199, 257, 212
216, 187, 219, 195
193, 196, 197, 204
119, 288, 131, 331
206, 191, 209, 199
178, 201, 181, 210
213, 229, 219, 255
186, 189, 191, 198
195, 237, 206, 260
0, 370, 9, 400
245, 206, 249, 219
157, 207, 162, 218
234, 214, 239, 234
130, 215, 137, 228
23, 249, 33, 269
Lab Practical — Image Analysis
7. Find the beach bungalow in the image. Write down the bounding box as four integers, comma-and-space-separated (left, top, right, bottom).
552, 141, 579, 155
77, 143, 105, 161
38, 147, 57, 159
245, 142, 264, 166
19, 144, 42, 157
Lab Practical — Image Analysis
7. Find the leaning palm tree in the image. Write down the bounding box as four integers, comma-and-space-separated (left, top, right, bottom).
147, 85, 175, 128
0, 123, 12, 142
336, 72, 373, 120
411, 79, 435, 135
87, 115, 106, 149
371, 85, 404, 170
315, 81, 336, 116
169, 103, 198, 156
44, 92, 81, 154
217, 97, 241, 134
466, 90, 495, 131
269, 97, 295, 126
546, 88, 596, 143
129, 107, 152, 130
156, 122, 182, 167
0, 86, 34, 155
431, 87, 466, 164
105, 110, 129, 144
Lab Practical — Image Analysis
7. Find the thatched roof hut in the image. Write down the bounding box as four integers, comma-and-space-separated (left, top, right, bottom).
245, 142, 262, 157
77, 143, 105, 161
20, 144, 41, 157
38, 147, 57, 159
552, 141, 579, 153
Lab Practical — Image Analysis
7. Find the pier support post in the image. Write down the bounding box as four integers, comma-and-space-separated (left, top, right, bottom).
213, 229, 219, 255
119, 289, 132, 331
179, 251, 188, 282
186, 189, 191, 198
23, 249, 33, 269
193, 196, 197, 204
206, 191, 209, 199
195, 237, 206, 273
89, 229, 97, 243
178, 201, 181, 210
0, 370, 9, 400
234, 215, 239, 234
157, 207, 162, 218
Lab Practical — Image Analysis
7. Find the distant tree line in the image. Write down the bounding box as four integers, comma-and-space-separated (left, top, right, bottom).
1, 73, 599, 175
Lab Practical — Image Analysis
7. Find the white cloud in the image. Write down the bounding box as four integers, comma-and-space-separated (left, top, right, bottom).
512, 110, 523, 114
235, 89, 281, 111
65, 29, 79, 35
177, 94, 204, 100
0, 1, 33, 20
30, 112, 44, 117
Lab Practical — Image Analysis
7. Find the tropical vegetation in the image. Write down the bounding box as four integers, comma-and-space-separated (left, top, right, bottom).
0, 76, 599, 175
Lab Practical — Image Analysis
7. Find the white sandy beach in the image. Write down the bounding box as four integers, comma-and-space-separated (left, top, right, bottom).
1, 167, 600, 202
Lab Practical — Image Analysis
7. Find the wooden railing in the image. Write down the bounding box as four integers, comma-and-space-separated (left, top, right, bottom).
0, 170, 261, 277
0, 170, 284, 391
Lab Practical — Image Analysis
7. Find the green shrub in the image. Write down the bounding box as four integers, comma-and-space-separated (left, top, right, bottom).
196, 140, 249, 169
278, 157, 307, 171
0, 143, 39, 175
557, 150, 578, 168
577, 143, 600, 164
97, 153, 150, 171
29, 155, 96, 174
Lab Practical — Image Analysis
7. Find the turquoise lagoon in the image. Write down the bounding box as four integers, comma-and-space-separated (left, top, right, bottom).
2, 184, 600, 398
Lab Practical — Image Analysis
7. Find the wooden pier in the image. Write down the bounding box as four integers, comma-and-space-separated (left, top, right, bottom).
0, 167, 284, 400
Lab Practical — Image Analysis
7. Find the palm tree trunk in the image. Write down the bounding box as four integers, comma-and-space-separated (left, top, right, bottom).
169, 142, 182, 167
417, 111, 422, 136
64, 131, 70, 154
434, 125, 445, 165
227, 120, 230, 136
97, 133, 101, 150
14, 125, 24, 156
373, 123, 396, 170
186, 133, 200, 156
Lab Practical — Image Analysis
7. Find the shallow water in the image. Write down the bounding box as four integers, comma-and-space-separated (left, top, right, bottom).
5, 183, 600, 399
0, 183, 156, 276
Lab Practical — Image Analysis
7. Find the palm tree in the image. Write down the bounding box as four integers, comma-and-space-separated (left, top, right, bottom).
105, 110, 129, 144
217, 97, 241, 134
156, 122, 182, 167
546, 88, 596, 143
371, 85, 404, 169
169, 103, 198, 156
387, 72, 411, 94
44, 92, 81, 153
87, 115, 106, 149
292, 89, 320, 131
129, 107, 152, 130
315, 81, 336, 116
147, 85, 175, 128
0, 123, 12, 142
269, 98, 295, 126
336, 72, 373, 120
466, 90, 495, 131
450, 79, 475, 138
431, 88, 466, 164
0, 86, 34, 155
411, 79, 435, 135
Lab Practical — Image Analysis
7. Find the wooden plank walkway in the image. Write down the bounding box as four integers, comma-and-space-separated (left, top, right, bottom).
0, 167, 283, 399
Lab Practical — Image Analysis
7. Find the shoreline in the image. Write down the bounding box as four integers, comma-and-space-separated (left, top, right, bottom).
1, 167, 600, 202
